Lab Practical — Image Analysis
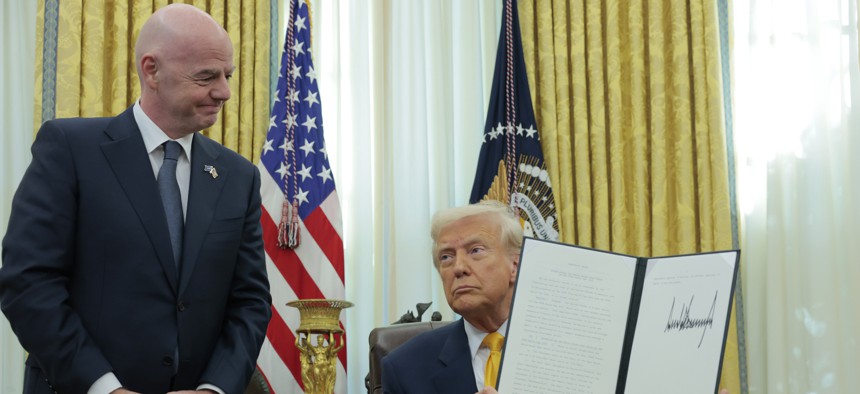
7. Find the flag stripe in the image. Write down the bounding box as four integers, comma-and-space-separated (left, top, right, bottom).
260, 183, 350, 368
303, 207, 345, 282
261, 207, 326, 300
319, 192, 344, 238
266, 308, 304, 388
260, 172, 345, 296
258, 252, 348, 389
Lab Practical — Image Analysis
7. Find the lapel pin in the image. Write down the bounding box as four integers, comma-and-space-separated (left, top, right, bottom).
203, 165, 218, 179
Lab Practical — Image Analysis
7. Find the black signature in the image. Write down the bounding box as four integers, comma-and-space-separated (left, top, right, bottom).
664, 292, 717, 348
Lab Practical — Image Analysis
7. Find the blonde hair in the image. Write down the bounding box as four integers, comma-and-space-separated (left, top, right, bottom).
430, 200, 523, 267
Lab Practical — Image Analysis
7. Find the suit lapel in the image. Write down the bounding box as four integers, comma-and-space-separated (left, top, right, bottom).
178, 135, 226, 296
433, 320, 480, 393
100, 108, 178, 292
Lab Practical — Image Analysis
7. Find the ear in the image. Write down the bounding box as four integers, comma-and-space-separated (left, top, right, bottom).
140, 54, 159, 89
509, 255, 519, 284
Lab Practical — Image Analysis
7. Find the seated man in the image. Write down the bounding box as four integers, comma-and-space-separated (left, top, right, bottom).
381, 201, 732, 394
381, 201, 520, 393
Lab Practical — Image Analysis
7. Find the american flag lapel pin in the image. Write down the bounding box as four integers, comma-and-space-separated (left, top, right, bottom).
203, 165, 218, 179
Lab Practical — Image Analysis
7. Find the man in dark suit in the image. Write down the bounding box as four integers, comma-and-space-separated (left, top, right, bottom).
0, 4, 271, 394
381, 201, 734, 394
381, 201, 521, 394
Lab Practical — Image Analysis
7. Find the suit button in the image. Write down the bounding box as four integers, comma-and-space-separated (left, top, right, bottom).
162, 356, 174, 366
177, 301, 186, 312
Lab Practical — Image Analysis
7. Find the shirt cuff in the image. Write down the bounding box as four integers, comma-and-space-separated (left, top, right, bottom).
198, 383, 225, 394
87, 372, 122, 394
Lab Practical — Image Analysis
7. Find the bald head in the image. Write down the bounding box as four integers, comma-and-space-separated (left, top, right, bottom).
135, 4, 230, 81
134, 3, 235, 138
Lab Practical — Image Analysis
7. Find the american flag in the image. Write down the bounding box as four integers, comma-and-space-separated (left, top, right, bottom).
256, 0, 347, 392
470, 0, 559, 241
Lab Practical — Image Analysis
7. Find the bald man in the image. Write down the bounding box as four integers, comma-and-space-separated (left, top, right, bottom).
0, 4, 271, 394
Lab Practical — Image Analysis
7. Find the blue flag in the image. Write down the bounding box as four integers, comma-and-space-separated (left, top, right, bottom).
470, 0, 559, 241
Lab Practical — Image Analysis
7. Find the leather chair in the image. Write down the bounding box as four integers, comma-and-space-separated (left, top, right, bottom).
365, 320, 453, 393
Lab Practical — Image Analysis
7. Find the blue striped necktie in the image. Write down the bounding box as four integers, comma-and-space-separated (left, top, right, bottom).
158, 141, 183, 269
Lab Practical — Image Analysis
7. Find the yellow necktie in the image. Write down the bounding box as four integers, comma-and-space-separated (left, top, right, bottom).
482, 332, 504, 388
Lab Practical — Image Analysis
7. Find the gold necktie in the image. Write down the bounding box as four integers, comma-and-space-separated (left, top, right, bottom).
481, 332, 504, 388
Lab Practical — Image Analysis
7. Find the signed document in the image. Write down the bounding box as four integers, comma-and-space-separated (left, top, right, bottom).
496, 238, 739, 394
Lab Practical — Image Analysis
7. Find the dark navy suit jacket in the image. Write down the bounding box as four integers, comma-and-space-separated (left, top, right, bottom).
381, 319, 480, 394
0, 107, 272, 394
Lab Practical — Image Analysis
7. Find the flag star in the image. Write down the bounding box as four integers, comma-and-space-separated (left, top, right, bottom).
290, 64, 302, 80
319, 144, 328, 159
262, 138, 274, 155
506, 124, 515, 135
487, 123, 502, 140
318, 166, 333, 184
283, 113, 298, 130
280, 138, 294, 152
294, 15, 307, 33
306, 65, 318, 85
268, 115, 277, 130
299, 139, 315, 156
297, 164, 313, 182
292, 39, 305, 57
275, 162, 290, 178
304, 91, 319, 108
289, 89, 300, 104
273, 89, 280, 103
302, 115, 318, 132
516, 123, 525, 136
489, 126, 501, 140
295, 187, 310, 205
525, 125, 537, 138
526, 186, 533, 191
542, 196, 548, 201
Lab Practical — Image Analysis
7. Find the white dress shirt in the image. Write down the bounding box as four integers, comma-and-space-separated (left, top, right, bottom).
134, 101, 192, 218
464, 319, 508, 391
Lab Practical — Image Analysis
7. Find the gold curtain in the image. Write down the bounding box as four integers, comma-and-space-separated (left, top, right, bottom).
33, 0, 271, 162
518, 0, 740, 392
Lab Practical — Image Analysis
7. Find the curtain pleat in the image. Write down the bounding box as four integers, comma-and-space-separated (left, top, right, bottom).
2, 2, 38, 392
519, 0, 740, 391
34, 0, 271, 164
33, 0, 45, 129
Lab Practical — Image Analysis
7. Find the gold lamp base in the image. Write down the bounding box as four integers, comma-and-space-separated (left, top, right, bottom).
287, 299, 353, 394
